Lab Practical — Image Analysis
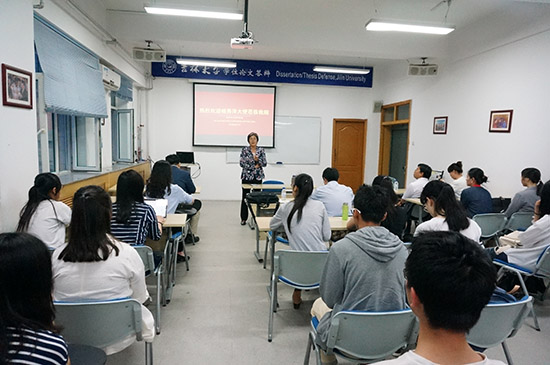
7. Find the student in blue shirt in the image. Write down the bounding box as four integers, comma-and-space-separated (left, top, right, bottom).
461, 167, 493, 217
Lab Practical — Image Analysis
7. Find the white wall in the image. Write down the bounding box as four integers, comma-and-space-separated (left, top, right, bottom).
0, 0, 37, 231
376, 29, 550, 198
148, 79, 375, 200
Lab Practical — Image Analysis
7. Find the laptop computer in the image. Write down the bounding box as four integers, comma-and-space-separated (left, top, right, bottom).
176, 151, 195, 164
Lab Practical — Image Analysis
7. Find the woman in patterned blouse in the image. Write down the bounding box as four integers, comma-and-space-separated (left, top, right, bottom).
240, 132, 267, 225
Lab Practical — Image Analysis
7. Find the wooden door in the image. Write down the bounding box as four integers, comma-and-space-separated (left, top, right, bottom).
332, 119, 367, 192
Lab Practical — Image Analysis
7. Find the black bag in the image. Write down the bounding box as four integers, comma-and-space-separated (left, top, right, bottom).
246, 191, 279, 208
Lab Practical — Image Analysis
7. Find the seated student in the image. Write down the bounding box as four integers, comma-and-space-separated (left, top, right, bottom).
461, 167, 493, 217
312, 185, 407, 365
415, 180, 482, 242
375, 231, 504, 365
401, 163, 432, 200
372, 175, 407, 239
0, 232, 69, 365
270, 173, 331, 308
447, 161, 467, 199
52, 185, 155, 355
504, 167, 542, 218
165, 154, 196, 194
17, 173, 71, 249
146, 160, 199, 244
111, 170, 162, 246
310, 167, 354, 217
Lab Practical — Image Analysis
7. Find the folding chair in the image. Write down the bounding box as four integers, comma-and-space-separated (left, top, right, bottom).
304, 309, 418, 364
54, 299, 153, 365
504, 212, 533, 233
134, 245, 164, 334
467, 296, 533, 365
473, 213, 507, 246
263, 230, 289, 269
494, 245, 550, 331
262, 179, 286, 193
268, 250, 328, 341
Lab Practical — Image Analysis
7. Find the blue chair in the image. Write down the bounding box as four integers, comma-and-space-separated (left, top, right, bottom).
467, 296, 533, 365
304, 309, 418, 364
494, 245, 550, 331
263, 230, 289, 269
262, 179, 286, 193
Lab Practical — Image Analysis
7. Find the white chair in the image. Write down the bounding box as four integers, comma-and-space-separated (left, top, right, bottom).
504, 212, 533, 232
467, 296, 533, 365
304, 309, 418, 364
267, 250, 328, 342
54, 298, 153, 365
494, 245, 550, 331
134, 245, 164, 334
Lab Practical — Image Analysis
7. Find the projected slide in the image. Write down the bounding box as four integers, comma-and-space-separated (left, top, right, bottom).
193, 84, 276, 147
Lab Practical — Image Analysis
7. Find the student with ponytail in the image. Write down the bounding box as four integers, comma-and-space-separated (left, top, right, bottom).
17, 173, 71, 249
504, 167, 542, 217
461, 167, 493, 217
270, 173, 330, 308
416, 180, 482, 242
447, 161, 467, 199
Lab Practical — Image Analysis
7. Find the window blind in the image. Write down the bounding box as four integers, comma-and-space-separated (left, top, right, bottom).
114, 75, 133, 102
34, 16, 108, 118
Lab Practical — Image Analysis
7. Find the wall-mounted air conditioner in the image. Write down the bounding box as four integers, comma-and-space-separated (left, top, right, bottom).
101, 64, 121, 91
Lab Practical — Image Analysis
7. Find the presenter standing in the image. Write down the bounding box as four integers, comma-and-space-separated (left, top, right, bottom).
240, 132, 267, 225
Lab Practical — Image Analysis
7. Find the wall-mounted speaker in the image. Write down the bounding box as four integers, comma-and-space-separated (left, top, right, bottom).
373, 100, 383, 113
132, 48, 166, 62
408, 64, 438, 76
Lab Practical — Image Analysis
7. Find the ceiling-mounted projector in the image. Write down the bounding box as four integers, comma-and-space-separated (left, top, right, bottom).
231, 37, 254, 49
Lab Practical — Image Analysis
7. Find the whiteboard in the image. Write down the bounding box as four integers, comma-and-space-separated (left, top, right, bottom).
226, 116, 321, 164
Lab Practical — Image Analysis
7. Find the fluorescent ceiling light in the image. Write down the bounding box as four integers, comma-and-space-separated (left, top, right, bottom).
176, 59, 237, 68
313, 66, 371, 75
365, 19, 454, 35
144, 6, 243, 20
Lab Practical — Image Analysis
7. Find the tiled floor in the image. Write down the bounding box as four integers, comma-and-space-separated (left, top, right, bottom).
106, 201, 550, 364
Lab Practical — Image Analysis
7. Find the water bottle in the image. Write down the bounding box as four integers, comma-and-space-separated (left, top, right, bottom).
281, 187, 286, 199
342, 202, 349, 220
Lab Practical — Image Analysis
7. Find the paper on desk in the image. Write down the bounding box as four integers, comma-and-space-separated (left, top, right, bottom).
145, 199, 168, 217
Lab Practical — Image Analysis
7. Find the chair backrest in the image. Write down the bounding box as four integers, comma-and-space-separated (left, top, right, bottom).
473, 213, 507, 238
134, 245, 155, 274
506, 212, 533, 232
274, 250, 328, 287
54, 298, 143, 348
467, 296, 532, 348
534, 245, 550, 278
262, 180, 285, 193
326, 309, 418, 360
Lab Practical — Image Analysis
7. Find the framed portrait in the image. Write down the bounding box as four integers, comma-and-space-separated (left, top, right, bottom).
433, 116, 448, 134
2, 64, 33, 109
489, 109, 513, 133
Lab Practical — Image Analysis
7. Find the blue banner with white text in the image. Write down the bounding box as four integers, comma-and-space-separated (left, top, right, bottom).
152, 56, 373, 88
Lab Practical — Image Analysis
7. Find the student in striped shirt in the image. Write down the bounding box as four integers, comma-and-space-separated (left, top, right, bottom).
0, 232, 69, 365
111, 170, 163, 246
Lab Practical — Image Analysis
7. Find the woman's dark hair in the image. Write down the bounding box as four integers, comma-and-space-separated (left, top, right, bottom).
146, 160, 172, 199
17, 173, 62, 232
0, 233, 58, 362
522, 167, 543, 195
59, 185, 118, 262
467, 167, 488, 185
287, 173, 314, 233
538, 180, 550, 218
447, 161, 463, 174
420, 180, 470, 232
247, 132, 259, 143
372, 175, 399, 205
115, 170, 145, 224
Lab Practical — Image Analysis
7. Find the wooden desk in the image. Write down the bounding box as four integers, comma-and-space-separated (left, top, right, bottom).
403, 198, 426, 224
395, 188, 406, 195
403, 198, 421, 205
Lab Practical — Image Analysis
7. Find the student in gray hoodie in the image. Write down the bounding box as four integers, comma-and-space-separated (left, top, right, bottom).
311, 184, 408, 365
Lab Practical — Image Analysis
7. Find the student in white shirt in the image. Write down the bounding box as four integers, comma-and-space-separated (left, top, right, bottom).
415, 180, 482, 242
401, 163, 432, 200
375, 232, 504, 365
17, 173, 71, 249
311, 167, 354, 217
52, 185, 154, 355
447, 161, 468, 200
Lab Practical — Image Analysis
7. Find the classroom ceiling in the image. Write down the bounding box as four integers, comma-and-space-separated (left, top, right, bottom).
68, 0, 550, 67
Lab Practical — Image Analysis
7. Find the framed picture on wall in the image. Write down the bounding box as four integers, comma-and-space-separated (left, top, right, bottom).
433, 116, 448, 134
489, 109, 513, 133
2, 64, 33, 109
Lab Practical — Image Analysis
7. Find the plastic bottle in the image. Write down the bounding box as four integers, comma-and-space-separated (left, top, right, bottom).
342, 202, 349, 220
281, 187, 287, 199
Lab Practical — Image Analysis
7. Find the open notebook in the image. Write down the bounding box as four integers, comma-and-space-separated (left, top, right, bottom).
144, 199, 168, 217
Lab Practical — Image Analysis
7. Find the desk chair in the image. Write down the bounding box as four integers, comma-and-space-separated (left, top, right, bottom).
262, 179, 286, 193
467, 296, 533, 365
54, 298, 153, 365
473, 213, 507, 246
268, 250, 328, 342
304, 309, 418, 364
494, 245, 550, 331
504, 212, 533, 233
263, 230, 289, 269
134, 245, 164, 334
